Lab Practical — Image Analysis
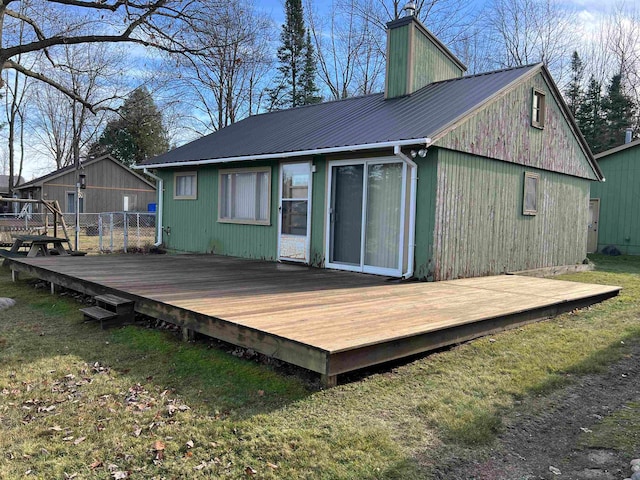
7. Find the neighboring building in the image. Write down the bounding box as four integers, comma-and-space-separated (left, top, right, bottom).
138, 11, 602, 281
0, 175, 25, 213
17, 155, 156, 214
589, 138, 640, 254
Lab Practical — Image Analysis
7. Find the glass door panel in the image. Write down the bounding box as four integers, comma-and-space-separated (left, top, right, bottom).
364, 163, 403, 270
279, 162, 311, 262
329, 164, 364, 265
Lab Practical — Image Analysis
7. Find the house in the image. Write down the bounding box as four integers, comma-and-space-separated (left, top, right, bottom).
17, 154, 156, 214
138, 10, 602, 281
589, 136, 640, 254
0, 175, 25, 213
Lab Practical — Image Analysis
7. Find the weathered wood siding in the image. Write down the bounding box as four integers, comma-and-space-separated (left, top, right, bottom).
434, 72, 597, 180
431, 148, 589, 281
414, 154, 438, 279
385, 23, 410, 98
35, 158, 155, 212
159, 162, 278, 258
590, 145, 640, 254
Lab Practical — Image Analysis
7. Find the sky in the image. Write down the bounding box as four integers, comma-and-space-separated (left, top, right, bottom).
5, 0, 634, 181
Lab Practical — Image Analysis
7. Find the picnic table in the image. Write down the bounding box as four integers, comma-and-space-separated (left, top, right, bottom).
9, 235, 71, 257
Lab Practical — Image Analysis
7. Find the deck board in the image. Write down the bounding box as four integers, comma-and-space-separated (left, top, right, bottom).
3, 254, 620, 378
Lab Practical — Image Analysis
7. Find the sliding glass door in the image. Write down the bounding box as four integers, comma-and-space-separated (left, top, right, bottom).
327, 159, 405, 277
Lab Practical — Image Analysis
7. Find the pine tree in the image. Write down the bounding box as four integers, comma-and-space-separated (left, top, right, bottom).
565, 51, 584, 117
575, 76, 606, 154
93, 87, 169, 167
268, 0, 321, 109
601, 74, 636, 151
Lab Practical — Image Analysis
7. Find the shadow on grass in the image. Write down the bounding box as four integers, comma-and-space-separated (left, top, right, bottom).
588, 254, 640, 274
0, 267, 312, 421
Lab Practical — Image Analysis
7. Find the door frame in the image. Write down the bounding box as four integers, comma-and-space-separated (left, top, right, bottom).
325, 157, 407, 277
587, 198, 600, 253
277, 160, 313, 263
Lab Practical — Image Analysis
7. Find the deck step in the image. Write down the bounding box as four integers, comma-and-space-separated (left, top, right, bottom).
94, 294, 134, 308
80, 306, 118, 324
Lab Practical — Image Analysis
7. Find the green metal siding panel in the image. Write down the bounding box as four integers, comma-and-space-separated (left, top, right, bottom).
591, 145, 640, 254
412, 29, 463, 90
414, 153, 438, 279
435, 72, 596, 180
310, 156, 327, 267
432, 148, 589, 280
159, 163, 278, 259
386, 24, 410, 98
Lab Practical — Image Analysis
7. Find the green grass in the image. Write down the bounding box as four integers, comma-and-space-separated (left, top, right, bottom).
1, 254, 639, 478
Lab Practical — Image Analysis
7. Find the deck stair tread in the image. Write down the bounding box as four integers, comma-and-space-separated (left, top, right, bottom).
80, 306, 118, 321
94, 294, 134, 307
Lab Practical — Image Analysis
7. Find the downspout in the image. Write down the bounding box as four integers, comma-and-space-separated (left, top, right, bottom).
394, 141, 430, 279
143, 168, 163, 246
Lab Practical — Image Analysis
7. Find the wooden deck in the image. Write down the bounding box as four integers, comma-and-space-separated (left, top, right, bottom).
3, 254, 620, 385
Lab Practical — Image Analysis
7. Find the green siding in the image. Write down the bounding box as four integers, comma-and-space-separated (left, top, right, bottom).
412, 27, 463, 90
159, 162, 278, 259
414, 153, 438, 279
435, 72, 597, 180
591, 145, 640, 254
385, 24, 410, 98
432, 148, 589, 280
310, 156, 327, 266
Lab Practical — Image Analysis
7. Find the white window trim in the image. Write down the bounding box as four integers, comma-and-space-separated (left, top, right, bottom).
173, 171, 198, 200
523, 171, 540, 216
217, 166, 271, 226
531, 88, 545, 129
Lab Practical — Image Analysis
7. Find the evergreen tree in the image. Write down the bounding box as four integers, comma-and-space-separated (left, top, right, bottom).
565, 51, 584, 117
601, 74, 636, 151
92, 87, 169, 167
268, 0, 321, 109
575, 76, 606, 154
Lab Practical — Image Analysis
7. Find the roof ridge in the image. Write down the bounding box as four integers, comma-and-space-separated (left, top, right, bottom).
425, 63, 541, 88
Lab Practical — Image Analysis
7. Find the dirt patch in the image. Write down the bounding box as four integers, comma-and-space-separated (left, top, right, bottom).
436, 341, 640, 480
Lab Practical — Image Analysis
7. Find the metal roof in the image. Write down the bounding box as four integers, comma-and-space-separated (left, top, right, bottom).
140, 64, 541, 168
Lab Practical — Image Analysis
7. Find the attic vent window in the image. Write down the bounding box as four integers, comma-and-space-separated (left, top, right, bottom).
531, 89, 545, 129
523, 172, 539, 215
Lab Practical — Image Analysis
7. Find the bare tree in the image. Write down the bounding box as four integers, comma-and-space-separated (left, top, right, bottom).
486, 0, 578, 81
0, 0, 219, 112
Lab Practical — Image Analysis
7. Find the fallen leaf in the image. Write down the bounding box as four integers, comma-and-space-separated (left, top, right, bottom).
111, 472, 128, 479
178, 404, 190, 411
186, 440, 194, 449
549, 466, 561, 475
73, 437, 86, 445
63, 473, 77, 479
62, 436, 74, 441
133, 428, 142, 437
580, 427, 593, 433
266, 462, 279, 469
89, 460, 102, 469
153, 440, 165, 451
245, 466, 257, 475
49, 425, 63, 432
257, 390, 264, 397
194, 462, 207, 471
184, 451, 193, 458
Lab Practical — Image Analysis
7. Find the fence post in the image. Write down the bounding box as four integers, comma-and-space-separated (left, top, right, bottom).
110, 213, 114, 252
98, 215, 103, 252
136, 213, 140, 249
123, 212, 128, 253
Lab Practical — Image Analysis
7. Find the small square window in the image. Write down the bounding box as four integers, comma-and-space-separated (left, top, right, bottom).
523, 172, 539, 215
174, 172, 197, 199
531, 89, 545, 128
218, 167, 271, 225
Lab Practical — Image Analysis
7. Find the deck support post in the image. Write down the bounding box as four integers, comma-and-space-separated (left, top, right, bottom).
321, 374, 337, 388
11, 269, 18, 282
50, 282, 56, 295
182, 327, 195, 342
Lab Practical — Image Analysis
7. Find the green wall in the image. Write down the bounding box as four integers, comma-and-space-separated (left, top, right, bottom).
414, 154, 438, 279
385, 23, 410, 98
430, 148, 589, 280
591, 145, 640, 254
159, 162, 279, 259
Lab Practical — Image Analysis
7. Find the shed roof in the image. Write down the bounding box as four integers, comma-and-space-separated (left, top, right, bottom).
17, 155, 156, 190
594, 138, 640, 160
0, 175, 24, 193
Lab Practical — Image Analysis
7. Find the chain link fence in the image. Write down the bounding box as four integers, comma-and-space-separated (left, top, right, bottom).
0, 212, 156, 253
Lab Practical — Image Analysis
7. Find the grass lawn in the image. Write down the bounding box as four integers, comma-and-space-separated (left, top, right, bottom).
1, 254, 639, 479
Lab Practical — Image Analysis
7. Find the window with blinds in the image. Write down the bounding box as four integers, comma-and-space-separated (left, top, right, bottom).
174, 172, 197, 199
218, 167, 271, 225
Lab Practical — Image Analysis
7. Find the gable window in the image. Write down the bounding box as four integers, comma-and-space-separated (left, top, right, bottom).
523, 172, 539, 215
174, 172, 197, 199
218, 167, 270, 225
531, 89, 545, 128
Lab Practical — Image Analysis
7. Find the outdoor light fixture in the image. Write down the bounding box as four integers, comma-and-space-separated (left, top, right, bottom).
410, 149, 428, 158
79, 173, 87, 189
